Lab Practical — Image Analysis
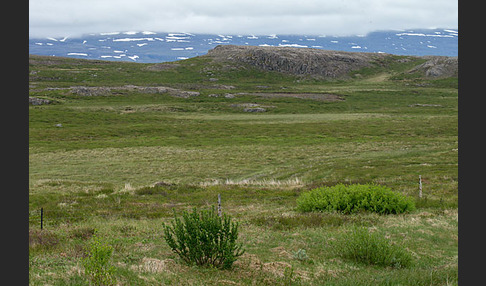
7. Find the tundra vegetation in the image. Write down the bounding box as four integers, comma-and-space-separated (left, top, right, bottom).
29, 46, 457, 285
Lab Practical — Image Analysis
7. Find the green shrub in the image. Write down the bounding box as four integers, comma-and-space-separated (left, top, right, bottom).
82, 234, 116, 286
163, 207, 245, 269
296, 183, 415, 214
331, 226, 413, 268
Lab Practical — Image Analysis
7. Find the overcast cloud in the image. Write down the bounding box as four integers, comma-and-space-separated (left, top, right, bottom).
29, 0, 458, 38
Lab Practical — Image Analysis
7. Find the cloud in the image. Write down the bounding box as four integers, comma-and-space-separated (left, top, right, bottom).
29, 0, 458, 38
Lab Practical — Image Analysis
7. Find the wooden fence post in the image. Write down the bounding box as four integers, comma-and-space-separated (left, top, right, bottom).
419, 175, 423, 198
218, 194, 222, 217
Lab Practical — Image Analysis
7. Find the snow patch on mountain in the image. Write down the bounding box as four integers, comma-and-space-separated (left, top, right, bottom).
29, 28, 458, 63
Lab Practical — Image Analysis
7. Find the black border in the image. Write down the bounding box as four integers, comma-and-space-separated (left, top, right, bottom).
9, 0, 29, 284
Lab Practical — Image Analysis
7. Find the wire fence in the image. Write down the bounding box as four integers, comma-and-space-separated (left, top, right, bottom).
29, 193, 227, 229
29, 208, 86, 229
28, 204, 196, 230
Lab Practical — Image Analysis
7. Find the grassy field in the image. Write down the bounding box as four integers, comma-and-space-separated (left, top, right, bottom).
29, 53, 457, 285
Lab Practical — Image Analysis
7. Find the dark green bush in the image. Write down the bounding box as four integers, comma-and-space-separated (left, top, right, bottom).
331, 226, 414, 268
296, 183, 415, 214
163, 207, 245, 269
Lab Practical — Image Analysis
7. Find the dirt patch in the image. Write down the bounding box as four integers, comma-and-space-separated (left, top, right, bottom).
262, 261, 293, 277
270, 246, 291, 258
234, 253, 293, 277
29, 229, 60, 248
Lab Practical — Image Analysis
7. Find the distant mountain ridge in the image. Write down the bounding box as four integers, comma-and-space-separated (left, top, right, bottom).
29, 29, 458, 63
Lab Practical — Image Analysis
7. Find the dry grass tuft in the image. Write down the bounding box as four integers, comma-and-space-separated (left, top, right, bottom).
132, 257, 179, 274
200, 178, 304, 189
29, 229, 60, 249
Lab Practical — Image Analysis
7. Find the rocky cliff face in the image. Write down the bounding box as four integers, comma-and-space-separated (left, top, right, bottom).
205, 45, 457, 79
206, 45, 388, 79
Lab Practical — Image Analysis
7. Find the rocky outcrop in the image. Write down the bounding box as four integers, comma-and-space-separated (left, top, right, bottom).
70, 86, 111, 96
206, 45, 388, 79
205, 45, 458, 79
29, 97, 51, 105
69, 85, 200, 98
408, 56, 458, 78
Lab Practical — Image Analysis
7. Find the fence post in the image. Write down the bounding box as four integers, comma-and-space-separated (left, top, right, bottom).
419, 175, 423, 198
218, 194, 222, 217
40, 208, 44, 230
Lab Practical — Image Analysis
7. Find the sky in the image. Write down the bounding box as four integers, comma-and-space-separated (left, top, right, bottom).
29, 0, 458, 38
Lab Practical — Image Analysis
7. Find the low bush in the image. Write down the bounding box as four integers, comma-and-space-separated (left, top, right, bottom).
82, 234, 116, 286
296, 183, 415, 214
331, 226, 414, 268
163, 207, 244, 269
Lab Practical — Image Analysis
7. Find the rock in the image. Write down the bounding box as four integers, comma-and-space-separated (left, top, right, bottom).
218, 85, 235, 90
209, 78, 219, 81
68, 85, 199, 98
168, 89, 200, 98
29, 97, 51, 105
70, 86, 110, 96
231, 103, 267, 112
408, 103, 442, 107
243, 107, 266, 112
137, 86, 170, 94
231, 103, 260, 108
